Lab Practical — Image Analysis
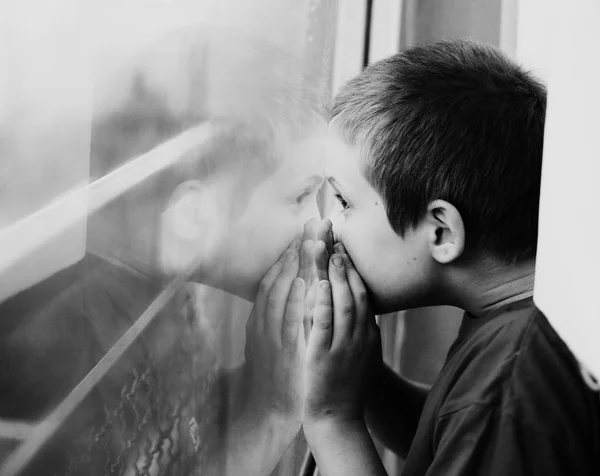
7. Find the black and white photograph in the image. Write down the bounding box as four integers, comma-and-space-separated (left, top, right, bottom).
0, 1, 598, 475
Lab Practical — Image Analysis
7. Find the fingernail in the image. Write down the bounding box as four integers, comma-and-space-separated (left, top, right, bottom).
285, 250, 298, 263
320, 280, 330, 290
334, 243, 343, 253
315, 240, 327, 252
303, 239, 315, 248
332, 255, 343, 268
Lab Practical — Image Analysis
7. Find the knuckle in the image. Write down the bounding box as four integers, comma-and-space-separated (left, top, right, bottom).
330, 271, 346, 285
316, 316, 333, 330
341, 302, 355, 316
356, 290, 368, 306
266, 293, 280, 316
258, 280, 271, 297
288, 293, 302, 307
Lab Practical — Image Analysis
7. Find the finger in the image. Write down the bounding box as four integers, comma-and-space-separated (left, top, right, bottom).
369, 315, 382, 342
303, 278, 318, 341
315, 240, 329, 281
315, 219, 331, 242
245, 306, 257, 339
303, 217, 319, 241
308, 280, 333, 352
304, 272, 318, 311
340, 253, 370, 333
303, 308, 313, 343
283, 277, 305, 347
329, 253, 355, 349
256, 239, 300, 331
258, 239, 301, 299
368, 317, 382, 359
316, 219, 334, 256
264, 247, 300, 345
298, 239, 315, 284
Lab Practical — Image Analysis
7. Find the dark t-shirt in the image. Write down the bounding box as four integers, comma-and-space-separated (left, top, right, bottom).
0, 253, 222, 475
402, 299, 600, 476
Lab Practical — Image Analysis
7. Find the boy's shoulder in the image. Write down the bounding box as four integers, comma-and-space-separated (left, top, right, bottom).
434, 301, 595, 424
405, 302, 600, 475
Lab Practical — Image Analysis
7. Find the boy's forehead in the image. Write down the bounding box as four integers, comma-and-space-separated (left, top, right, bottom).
324, 132, 385, 205
324, 132, 361, 179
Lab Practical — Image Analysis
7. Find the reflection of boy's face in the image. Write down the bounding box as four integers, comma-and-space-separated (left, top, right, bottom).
325, 129, 434, 314
203, 136, 325, 301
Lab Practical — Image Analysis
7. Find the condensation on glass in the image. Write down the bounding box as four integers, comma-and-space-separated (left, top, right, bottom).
0, 1, 336, 475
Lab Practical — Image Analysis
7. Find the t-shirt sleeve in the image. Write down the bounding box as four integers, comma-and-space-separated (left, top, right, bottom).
425, 403, 589, 476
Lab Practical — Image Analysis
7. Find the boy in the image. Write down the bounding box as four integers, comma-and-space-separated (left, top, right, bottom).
271, 39, 600, 475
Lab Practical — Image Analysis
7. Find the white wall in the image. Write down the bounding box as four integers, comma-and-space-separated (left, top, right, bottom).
516, 0, 600, 382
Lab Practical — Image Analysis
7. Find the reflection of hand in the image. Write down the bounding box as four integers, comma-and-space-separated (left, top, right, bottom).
302, 218, 335, 339
298, 218, 318, 285
243, 239, 305, 425
315, 219, 334, 280
304, 243, 382, 425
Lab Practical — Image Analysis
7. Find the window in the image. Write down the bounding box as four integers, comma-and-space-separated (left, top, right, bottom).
0, 1, 336, 475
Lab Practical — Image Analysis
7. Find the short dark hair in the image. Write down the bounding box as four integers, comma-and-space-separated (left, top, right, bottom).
331, 39, 547, 263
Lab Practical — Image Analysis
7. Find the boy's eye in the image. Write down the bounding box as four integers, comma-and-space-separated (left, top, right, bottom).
334, 193, 349, 210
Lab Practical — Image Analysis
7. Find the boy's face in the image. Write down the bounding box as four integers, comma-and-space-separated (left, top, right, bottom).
325, 129, 434, 314
204, 135, 325, 301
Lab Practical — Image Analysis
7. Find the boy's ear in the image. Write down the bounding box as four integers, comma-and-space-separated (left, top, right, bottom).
426, 199, 465, 264
158, 180, 222, 273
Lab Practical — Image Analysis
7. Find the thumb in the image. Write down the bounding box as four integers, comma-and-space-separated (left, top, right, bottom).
246, 306, 257, 335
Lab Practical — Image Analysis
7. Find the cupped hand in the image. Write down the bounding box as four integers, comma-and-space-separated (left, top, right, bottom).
303, 242, 383, 424
243, 239, 306, 423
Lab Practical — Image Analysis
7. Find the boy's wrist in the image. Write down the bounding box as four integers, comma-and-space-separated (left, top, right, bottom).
303, 414, 388, 476
303, 413, 368, 444
236, 400, 301, 447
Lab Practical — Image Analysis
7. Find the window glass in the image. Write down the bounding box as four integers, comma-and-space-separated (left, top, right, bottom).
0, 1, 336, 474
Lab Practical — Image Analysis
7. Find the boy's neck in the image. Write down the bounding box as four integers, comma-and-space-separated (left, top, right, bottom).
453, 258, 535, 318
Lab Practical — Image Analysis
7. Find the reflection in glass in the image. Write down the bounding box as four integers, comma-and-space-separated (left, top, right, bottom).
0, 1, 336, 475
